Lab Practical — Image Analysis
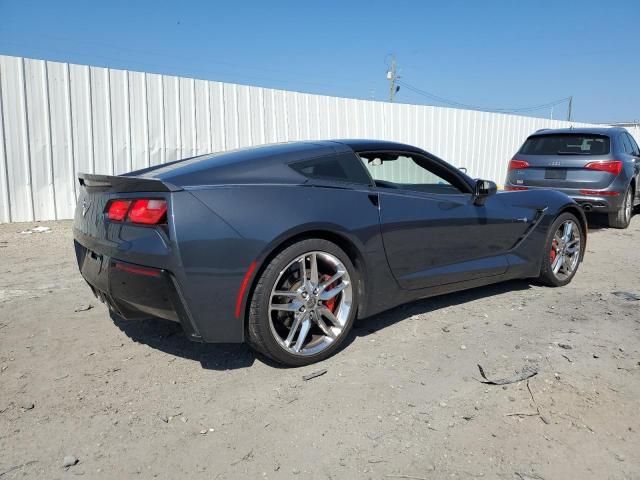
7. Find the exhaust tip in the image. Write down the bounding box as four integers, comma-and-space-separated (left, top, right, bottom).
582, 203, 592, 212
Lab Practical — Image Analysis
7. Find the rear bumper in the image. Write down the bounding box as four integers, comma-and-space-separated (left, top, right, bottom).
503, 183, 624, 213
74, 240, 203, 341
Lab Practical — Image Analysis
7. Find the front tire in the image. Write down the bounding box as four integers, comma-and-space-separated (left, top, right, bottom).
247, 239, 358, 366
537, 212, 584, 287
608, 186, 633, 229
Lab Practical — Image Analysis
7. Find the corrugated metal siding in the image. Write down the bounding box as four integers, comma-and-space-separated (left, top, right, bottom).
0, 54, 635, 223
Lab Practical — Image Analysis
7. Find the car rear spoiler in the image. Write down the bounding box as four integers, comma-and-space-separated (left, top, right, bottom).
78, 173, 182, 193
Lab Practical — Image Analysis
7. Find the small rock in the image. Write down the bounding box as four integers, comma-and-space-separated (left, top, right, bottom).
504, 322, 513, 327
615, 453, 625, 462
439, 401, 447, 408
292, 468, 301, 474
508, 396, 516, 402
74, 304, 93, 312
554, 373, 560, 380
593, 353, 600, 359
460, 345, 467, 350
618, 346, 625, 353
558, 343, 572, 350
21, 402, 35, 410
200, 429, 207, 435
63, 455, 79, 468
442, 326, 450, 333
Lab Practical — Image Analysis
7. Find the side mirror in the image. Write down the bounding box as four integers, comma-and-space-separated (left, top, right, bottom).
473, 179, 497, 206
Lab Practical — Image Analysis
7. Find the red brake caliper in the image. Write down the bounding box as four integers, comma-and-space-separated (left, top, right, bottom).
550, 239, 558, 263
320, 274, 338, 312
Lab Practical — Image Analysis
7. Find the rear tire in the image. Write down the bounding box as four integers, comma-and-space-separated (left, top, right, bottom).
247, 239, 359, 367
608, 186, 633, 229
537, 212, 584, 287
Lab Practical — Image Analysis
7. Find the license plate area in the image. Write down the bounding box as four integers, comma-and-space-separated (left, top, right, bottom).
80, 248, 110, 292
544, 169, 567, 180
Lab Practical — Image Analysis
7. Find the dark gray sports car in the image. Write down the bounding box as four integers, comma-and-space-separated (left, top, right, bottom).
73, 140, 586, 366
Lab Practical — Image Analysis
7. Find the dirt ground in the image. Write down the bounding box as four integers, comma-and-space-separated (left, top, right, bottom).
1, 216, 639, 480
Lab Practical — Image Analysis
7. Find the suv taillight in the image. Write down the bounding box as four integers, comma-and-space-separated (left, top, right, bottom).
105, 199, 167, 225
508, 159, 530, 170
584, 160, 623, 175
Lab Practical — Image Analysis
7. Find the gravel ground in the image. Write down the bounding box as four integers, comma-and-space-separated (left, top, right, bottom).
1, 217, 639, 479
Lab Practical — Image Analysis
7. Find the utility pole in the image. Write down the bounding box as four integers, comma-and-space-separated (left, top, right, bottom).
567, 96, 573, 121
387, 54, 400, 102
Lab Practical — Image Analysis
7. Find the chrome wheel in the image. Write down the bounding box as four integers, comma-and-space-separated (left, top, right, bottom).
549, 219, 581, 281
269, 251, 352, 356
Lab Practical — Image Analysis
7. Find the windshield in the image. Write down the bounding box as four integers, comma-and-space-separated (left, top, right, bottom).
519, 134, 610, 155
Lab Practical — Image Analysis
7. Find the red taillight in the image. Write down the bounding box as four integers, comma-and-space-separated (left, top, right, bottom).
584, 160, 623, 175
106, 199, 132, 221
114, 261, 161, 277
579, 189, 620, 197
127, 199, 167, 225
505, 185, 528, 191
508, 159, 530, 170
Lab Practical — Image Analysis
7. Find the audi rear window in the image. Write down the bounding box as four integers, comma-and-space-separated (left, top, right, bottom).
519, 134, 610, 155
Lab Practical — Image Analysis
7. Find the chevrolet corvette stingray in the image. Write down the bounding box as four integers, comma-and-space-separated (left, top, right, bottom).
73, 140, 586, 366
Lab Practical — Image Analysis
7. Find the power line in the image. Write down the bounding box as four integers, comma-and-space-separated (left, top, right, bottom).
397, 79, 571, 114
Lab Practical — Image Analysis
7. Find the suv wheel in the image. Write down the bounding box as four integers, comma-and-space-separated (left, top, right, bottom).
608, 186, 633, 229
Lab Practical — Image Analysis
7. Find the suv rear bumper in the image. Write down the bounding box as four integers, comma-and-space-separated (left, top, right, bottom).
74, 240, 203, 341
504, 184, 624, 213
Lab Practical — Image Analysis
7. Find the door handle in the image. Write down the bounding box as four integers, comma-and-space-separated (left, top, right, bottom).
515, 217, 528, 223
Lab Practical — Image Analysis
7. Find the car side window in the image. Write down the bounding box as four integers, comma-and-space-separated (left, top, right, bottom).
357, 151, 469, 195
626, 133, 640, 156
290, 152, 372, 185
620, 134, 633, 154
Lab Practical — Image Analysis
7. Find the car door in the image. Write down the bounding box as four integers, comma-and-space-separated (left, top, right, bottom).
359, 150, 535, 290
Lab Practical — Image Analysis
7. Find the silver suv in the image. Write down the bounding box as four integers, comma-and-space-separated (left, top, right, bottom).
505, 127, 640, 228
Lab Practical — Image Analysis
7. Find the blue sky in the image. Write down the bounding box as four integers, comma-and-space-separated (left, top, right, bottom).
1, 0, 638, 123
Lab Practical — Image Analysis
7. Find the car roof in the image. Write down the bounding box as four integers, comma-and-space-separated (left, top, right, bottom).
329, 139, 426, 154
135, 139, 428, 187
530, 127, 625, 137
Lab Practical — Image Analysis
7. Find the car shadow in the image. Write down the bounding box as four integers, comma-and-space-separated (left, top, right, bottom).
584, 212, 609, 232
111, 279, 533, 370
111, 312, 259, 370
346, 279, 533, 342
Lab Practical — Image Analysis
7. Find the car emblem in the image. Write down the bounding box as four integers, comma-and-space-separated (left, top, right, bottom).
82, 200, 90, 217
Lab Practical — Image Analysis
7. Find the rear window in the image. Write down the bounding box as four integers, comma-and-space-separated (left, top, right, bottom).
519, 134, 610, 156
290, 153, 372, 185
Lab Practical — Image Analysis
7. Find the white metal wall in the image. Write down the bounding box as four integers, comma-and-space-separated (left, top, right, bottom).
0, 54, 634, 223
